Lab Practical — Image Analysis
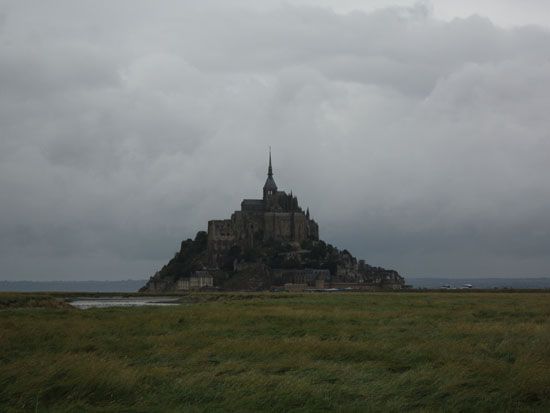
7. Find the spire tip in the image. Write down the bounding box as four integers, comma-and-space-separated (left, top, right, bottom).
268, 147, 273, 176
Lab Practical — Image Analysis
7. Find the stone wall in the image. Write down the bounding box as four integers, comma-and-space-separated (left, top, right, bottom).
207, 219, 235, 265
176, 271, 214, 290
263, 211, 310, 243
231, 210, 264, 249
272, 268, 330, 286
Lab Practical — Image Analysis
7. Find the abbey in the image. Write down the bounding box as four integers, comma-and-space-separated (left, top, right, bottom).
207, 151, 319, 266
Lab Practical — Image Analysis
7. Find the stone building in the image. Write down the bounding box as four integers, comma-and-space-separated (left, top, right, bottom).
176, 271, 214, 290
208, 151, 319, 266
272, 268, 331, 288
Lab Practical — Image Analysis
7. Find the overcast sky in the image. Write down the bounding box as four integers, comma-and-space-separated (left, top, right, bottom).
1, 0, 550, 280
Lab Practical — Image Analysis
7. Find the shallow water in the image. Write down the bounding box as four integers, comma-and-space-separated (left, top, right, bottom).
69, 296, 180, 309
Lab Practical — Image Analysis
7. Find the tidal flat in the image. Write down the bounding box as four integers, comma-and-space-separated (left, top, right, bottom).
0, 292, 549, 412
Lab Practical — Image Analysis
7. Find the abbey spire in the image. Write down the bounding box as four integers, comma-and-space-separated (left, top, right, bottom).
263, 148, 278, 199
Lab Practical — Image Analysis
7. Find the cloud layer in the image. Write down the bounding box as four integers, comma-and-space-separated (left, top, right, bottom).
1, 1, 549, 279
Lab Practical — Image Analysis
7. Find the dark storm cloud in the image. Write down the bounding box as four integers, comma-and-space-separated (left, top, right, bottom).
1, 0, 549, 280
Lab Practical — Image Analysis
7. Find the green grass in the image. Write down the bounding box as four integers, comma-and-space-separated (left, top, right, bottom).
0, 292, 549, 412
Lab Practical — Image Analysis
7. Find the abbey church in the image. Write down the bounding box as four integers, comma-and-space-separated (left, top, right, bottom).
207, 151, 319, 266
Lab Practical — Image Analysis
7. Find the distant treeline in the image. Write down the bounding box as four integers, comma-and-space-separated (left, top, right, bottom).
0, 280, 148, 292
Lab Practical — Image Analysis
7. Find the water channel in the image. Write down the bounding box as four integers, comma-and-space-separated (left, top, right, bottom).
68, 296, 180, 309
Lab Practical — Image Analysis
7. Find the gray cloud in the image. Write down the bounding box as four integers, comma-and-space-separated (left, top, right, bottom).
1, 1, 549, 280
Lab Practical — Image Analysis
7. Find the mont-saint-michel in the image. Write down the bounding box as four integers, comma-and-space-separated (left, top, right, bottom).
141, 152, 404, 292
3, 2, 550, 411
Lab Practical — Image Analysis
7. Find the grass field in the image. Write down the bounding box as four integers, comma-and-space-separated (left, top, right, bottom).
1, 292, 549, 412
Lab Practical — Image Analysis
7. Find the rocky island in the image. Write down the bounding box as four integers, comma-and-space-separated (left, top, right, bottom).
141, 152, 404, 292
